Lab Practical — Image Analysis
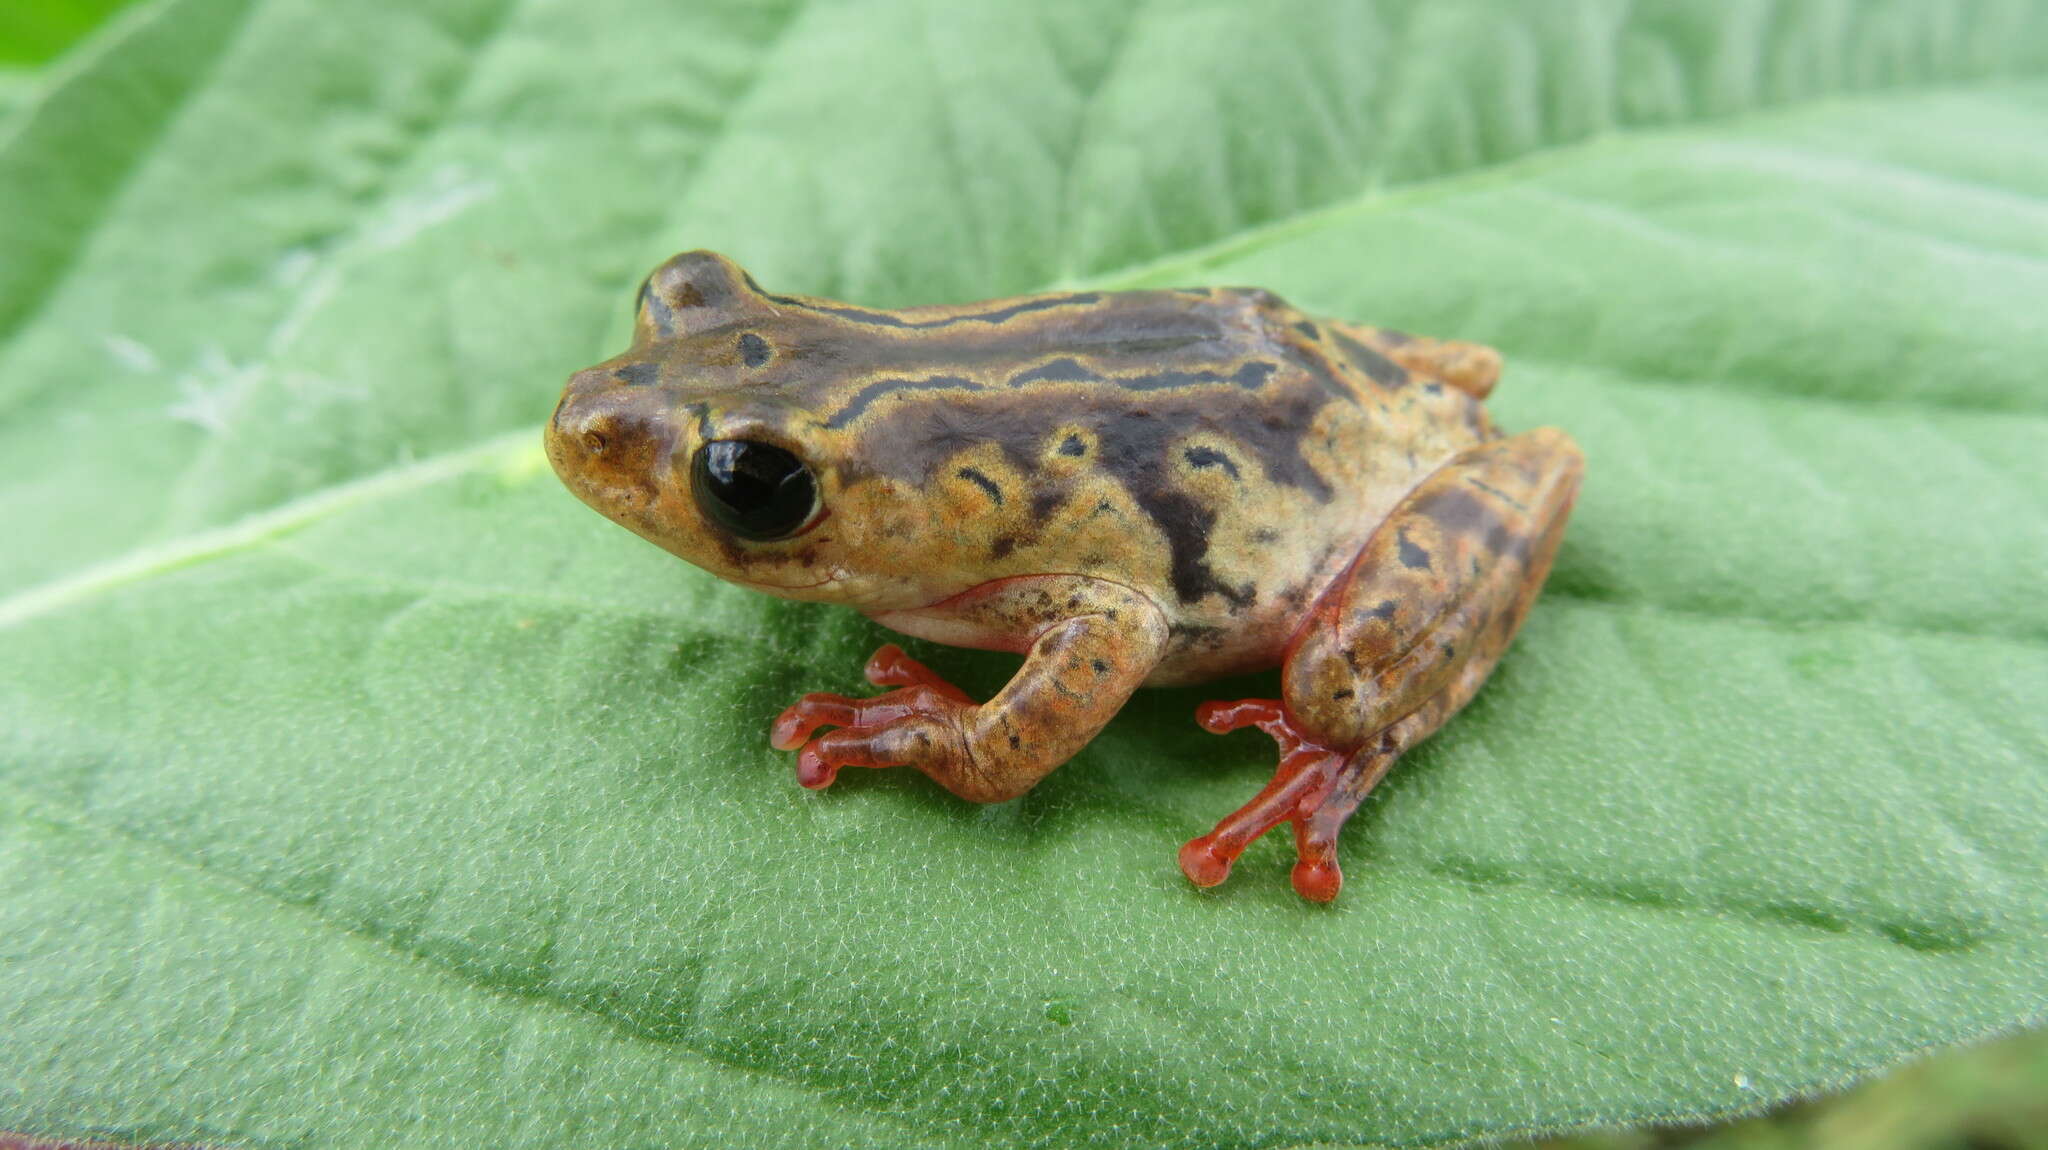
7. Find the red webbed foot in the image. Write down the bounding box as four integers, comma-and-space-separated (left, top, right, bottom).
770, 645, 974, 790
1181, 699, 1391, 903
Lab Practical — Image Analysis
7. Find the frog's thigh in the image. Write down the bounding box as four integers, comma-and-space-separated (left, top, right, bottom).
1284, 426, 1584, 751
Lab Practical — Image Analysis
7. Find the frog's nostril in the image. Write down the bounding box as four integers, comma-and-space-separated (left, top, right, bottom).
548, 398, 596, 447
582, 429, 608, 453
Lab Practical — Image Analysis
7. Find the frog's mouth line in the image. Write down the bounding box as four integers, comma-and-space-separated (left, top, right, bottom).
731, 571, 843, 593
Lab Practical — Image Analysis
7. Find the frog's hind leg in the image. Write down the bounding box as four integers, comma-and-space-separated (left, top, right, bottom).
1181, 428, 1583, 901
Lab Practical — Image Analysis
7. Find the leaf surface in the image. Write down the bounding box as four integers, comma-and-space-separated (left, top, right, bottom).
3, 2, 2046, 1147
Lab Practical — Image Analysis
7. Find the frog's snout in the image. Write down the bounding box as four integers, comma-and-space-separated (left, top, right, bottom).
552, 369, 672, 443
545, 377, 680, 505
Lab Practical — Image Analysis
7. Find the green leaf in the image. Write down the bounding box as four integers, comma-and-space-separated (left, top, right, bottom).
0, 3, 144, 139
0, 0, 140, 66
3, 1, 2045, 1147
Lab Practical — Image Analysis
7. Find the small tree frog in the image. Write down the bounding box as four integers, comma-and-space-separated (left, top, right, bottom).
546, 252, 1582, 901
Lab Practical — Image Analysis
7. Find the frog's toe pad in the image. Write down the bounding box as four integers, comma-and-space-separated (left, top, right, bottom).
1185, 698, 1375, 903
1177, 837, 1236, 888
771, 693, 864, 751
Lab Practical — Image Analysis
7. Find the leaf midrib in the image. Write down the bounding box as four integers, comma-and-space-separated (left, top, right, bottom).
0, 428, 536, 629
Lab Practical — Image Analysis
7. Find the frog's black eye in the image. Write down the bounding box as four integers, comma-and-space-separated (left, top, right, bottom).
691, 439, 818, 541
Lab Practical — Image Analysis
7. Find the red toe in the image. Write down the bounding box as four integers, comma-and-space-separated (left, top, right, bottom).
1178, 835, 1235, 888
1291, 858, 1343, 903
795, 746, 839, 789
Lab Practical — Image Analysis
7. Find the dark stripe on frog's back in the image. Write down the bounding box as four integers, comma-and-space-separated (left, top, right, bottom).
1331, 330, 1410, 389
777, 289, 1334, 421
766, 288, 1243, 389
843, 362, 1342, 608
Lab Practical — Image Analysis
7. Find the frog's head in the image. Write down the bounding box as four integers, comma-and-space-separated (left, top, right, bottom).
545, 251, 919, 609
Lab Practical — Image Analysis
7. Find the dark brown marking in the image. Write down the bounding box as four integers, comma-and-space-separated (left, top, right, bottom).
1415, 485, 1520, 556
613, 363, 658, 386
1397, 530, 1431, 569
1058, 434, 1087, 456
957, 466, 1003, 505
640, 279, 676, 336
1334, 331, 1410, 389
1145, 489, 1254, 608
1029, 487, 1065, 523
1117, 360, 1277, 393
1183, 445, 1241, 479
1011, 357, 1100, 385
739, 332, 771, 367
1293, 320, 1320, 340
823, 375, 982, 429
1277, 340, 1359, 403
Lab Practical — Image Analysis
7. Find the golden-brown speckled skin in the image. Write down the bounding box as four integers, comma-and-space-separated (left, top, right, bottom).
546, 251, 1582, 901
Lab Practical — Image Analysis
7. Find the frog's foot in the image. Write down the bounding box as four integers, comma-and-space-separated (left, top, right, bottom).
1180, 699, 1390, 903
770, 645, 975, 790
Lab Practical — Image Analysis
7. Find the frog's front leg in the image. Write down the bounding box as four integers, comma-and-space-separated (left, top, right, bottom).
1184, 427, 1583, 901
772, 578, 1170, 803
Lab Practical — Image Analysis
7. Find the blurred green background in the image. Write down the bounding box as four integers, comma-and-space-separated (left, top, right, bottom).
2, 3, 2043, 1148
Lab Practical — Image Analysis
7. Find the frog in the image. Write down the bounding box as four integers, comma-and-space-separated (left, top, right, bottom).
545, 251, 1583, 902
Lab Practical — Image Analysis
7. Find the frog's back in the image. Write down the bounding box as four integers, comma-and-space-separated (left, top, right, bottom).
751, 282, 1503, 683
